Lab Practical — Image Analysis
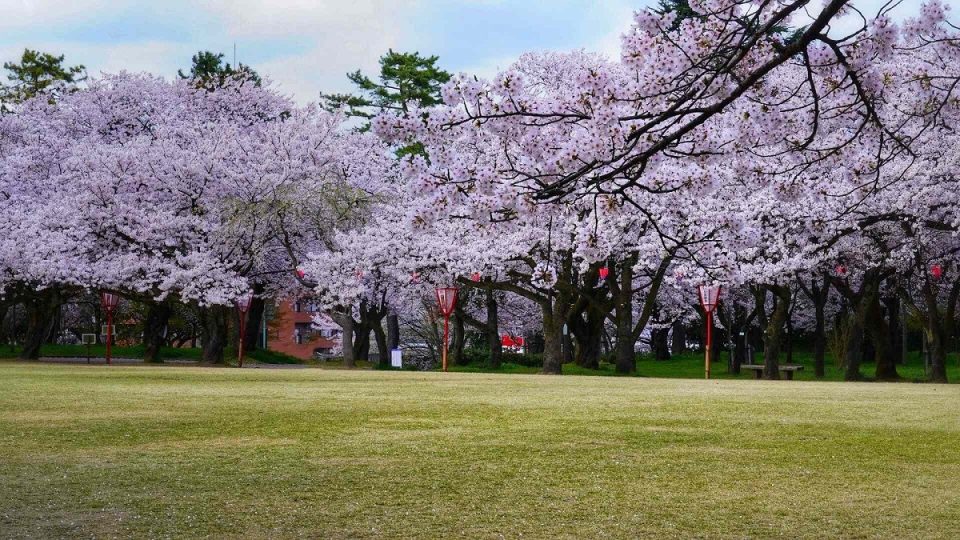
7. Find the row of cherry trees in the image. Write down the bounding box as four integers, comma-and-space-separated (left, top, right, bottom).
315, 0, 960, 381
3, 1, 960, 382
0, 72, 397, 361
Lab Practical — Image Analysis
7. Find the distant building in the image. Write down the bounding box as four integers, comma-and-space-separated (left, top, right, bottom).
265, 298, 340, 360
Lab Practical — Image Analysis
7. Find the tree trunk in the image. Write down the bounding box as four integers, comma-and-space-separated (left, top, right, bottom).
762, 285, 791, 380
332, 309, 356, 367
387, 313, 400, 350
373, 319, 389, 368
670, 321, 686, 355
864, 288, 899, 380
572, 306, 603, 370
843, 311, 865, 381
354, 325, 371, 362
925, 324, 948, 383
0, 302, 8, 347
485, 290, 502, 369
143, 302, 171, 363
452, 311, 467, 365
614, 263, 635, 373
201, 306, 228, 364
19, 289, 61, 360
244, 295, 265, 352
652, 327, 671, 361
541, 302, 564, 374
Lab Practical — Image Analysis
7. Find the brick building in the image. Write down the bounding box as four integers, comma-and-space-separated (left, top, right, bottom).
265, 298, 341, 360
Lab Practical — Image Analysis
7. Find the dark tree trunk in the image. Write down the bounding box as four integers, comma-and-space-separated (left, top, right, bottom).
800, 275, 831, 379
354, 325, 371, 362
0, 302, 8, 347
652, 327, 671, 361
143, 302, 172, 363
865, 288, 899, 380
19, 289, 61, 360
613, 262, 635, 373
670, 321, 686, 355
201, 306, 228, 364
572, 305, 604, 370
541, 302, 564, 374
243, 295, 265, 352
452, 310, 467, 366
373, 319, 389, 368
387, 313, 400, 350
762, 285, 791, 380
485, 290, 502, 369
331, 309, 356, 367
844, 311, 865, 381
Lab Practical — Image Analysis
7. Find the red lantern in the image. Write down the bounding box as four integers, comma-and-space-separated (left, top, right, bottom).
99, 291, 121, 365
697, 284, 722, 380
835, 264, 847, 276
234, 292, 254, 368
598, 267, 609, 280
435, 287, 459, 372
470, 272, 482, 282
931, 263, 944, 280
295, 268, 306, 279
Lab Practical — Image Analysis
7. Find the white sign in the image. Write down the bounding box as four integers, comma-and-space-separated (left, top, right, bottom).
390, 349, 402, 368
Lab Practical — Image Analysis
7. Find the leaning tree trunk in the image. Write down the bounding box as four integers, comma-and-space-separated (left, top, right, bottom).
762, 285, 791, 380
331, 309, 356, 368
201, 306, 228, 364
19, 289, 61, 360
143, 302, 172, 363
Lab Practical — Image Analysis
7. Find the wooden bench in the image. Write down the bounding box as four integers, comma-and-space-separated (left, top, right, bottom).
739, 364, 804, 380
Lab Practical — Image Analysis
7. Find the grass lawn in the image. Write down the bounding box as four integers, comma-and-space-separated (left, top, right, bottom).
452, 349, 960, 383
1, 363, 958, 538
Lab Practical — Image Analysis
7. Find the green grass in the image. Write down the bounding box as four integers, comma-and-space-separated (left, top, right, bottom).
1, 363, 958, 538
451, 350, 960, 382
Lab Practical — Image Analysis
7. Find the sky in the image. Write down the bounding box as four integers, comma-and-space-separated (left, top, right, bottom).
0, 0, 952, 104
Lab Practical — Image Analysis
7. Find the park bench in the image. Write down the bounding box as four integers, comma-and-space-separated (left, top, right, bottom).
740, 364, 804, 380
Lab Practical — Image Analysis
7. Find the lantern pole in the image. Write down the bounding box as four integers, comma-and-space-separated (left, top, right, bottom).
435, 287, 458, 372
106, 308, 113, 365
442, 315, 450, 372
705, 310, 713, 379
698, 285, 722, 380
235, 292, 253, 368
